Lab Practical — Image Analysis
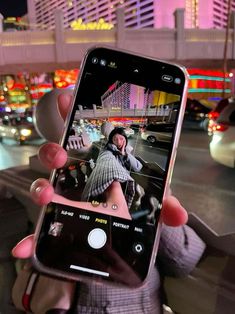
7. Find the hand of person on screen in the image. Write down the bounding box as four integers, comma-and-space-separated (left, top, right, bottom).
12, 93, 188, 259
121, 139, 126, 156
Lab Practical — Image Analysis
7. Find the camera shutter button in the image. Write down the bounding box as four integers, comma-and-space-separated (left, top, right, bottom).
88, 228, 107, 249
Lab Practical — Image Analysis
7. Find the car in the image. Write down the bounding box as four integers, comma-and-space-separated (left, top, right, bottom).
183, 99, 211, 131
141, 123, 173, 144
124, 127, 135, 138
207, 97, 232, 135
129, 124, 145, 133
209, 100, 235, 168
0, 114, 40, 145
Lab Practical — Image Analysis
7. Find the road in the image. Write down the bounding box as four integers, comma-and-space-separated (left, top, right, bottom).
0, 138, 45, 170
173, 130, 235, 235
0, 130, 234, 235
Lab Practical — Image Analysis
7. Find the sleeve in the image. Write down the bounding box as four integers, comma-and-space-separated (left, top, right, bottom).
156, 224, 206, 277
81, 151, 135, 208
125, 153, 143, 172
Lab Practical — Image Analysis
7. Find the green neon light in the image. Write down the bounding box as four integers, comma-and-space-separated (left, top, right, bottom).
188, 88, 231, 93
190, 75, 231, 82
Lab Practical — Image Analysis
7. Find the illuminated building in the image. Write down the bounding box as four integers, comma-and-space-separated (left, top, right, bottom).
3, 17, 28, 31
184, 0, 235, 29
27, 0, 155, 29
54, 69, 79, 89
187, 69, 232, 103
101, 81, 179, 113
0, 74, 53, 113
27, 0, 235, 30
30, 84, 53, 104
19, 1, 235, 109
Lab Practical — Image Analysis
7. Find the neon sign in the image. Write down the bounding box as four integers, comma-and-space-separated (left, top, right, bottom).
188, 69, 232, 95
71, 18, 114, 30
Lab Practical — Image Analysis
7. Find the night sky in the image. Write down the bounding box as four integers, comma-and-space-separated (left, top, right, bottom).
0, 0, 27, 18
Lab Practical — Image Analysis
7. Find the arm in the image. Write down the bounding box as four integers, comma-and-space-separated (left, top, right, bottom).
157, 224, 206, 277
120, 139, 142, 172
125, 152, 143, 172
53, 181, 131, 220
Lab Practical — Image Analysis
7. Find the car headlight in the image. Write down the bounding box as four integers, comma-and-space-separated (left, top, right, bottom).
20, 129, 32, 136
11, 128, 17, 134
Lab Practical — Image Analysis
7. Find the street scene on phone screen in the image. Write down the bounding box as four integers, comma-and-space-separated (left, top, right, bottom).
54, 78, 181, 224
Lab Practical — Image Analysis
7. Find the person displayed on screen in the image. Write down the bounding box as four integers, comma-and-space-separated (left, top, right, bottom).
81, 127, 142, 209
53, 127, 142, 220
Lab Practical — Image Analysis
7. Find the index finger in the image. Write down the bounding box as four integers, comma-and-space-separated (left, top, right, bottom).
57, 93, 73, 121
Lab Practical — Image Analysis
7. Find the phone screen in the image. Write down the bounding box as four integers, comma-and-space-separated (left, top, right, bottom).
34, 47, 188, 287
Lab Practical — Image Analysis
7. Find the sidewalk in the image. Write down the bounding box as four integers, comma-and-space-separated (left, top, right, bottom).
0, 197, 28, 313
0, 160, 48, 313
0, 164, 48, 225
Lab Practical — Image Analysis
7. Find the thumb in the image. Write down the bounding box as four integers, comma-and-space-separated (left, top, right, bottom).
162, 196, 188, 226
12, 234, 34, 259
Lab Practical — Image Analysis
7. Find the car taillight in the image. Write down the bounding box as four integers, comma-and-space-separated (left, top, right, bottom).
208, 119, 215, 134
208, 111, 220, 120
212, 122, 229, 132
69, 165, 76, 170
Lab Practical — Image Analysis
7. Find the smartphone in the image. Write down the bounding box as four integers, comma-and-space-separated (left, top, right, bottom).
33, 46, 188, 287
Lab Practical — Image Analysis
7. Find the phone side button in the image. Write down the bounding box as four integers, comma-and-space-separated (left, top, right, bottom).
88, 228, 107, 249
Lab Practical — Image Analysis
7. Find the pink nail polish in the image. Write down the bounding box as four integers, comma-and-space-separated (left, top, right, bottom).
46, 147, 59, 163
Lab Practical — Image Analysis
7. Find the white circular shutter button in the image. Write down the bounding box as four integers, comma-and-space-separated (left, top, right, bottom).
88, 228, 107, 249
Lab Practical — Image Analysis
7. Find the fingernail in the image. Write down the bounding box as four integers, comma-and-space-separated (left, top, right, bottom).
60, 93, 72, 104
30, 187, 42, 201
30, 180, 47, 198
45, 146, 60, 163
35, 186, 44, 194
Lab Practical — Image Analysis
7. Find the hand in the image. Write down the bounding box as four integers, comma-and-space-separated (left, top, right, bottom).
12, 93, 188, 259
121, 140, 126, 155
